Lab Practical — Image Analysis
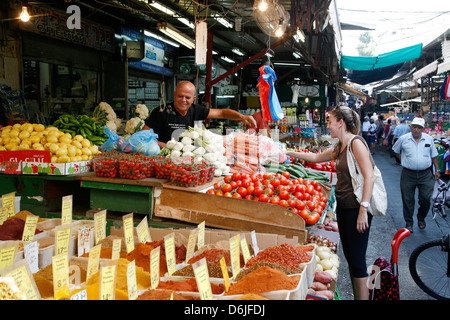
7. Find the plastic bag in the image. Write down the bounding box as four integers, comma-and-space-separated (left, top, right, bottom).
120, 129, 160, 156
100, 127, 124, 152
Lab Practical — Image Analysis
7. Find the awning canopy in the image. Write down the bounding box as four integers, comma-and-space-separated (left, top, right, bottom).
413, 59, 439, 80
380, 97, 421, 107
341, 43, 423, 71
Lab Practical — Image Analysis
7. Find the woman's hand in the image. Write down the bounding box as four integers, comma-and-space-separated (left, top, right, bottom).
356, 207, 369, 233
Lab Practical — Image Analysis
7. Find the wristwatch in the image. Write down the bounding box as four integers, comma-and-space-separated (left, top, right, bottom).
360, 202, 370, 208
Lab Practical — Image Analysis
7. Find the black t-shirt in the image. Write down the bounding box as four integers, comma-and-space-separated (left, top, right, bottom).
145, 103, 210, 143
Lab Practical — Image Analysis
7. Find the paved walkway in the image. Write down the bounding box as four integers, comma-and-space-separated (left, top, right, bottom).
336, 144, 440, 300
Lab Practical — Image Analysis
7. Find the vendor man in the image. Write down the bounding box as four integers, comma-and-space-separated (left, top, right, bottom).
143, 81, 256, 148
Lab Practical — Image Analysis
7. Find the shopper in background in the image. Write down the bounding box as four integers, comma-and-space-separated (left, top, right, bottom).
286, 106, 375, 300
376, 115, 385, 145
361, 116, 370, 145
367, 118, 377, 154
143, 81, 256, 148
391, 118, 410, 164
392, 117, 440, 232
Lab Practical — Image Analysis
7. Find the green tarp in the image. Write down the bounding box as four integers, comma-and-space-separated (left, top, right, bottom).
341, 43, 423, 71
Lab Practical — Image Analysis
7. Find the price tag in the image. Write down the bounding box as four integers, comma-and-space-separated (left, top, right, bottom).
77, 226, 93, 257
164, 233, 176, 276
24, 241, 39, 273
185, 229, 198, 263
250, 231, 259, 255
22, 215, 39, 242
1, 192, 15, 218
229, 234, 240, 279
219, 256, 230, 293
94, 210, 107, 245
52, 253, 70, 300
99, 260, 117, 300
240, 235, 251, 263
126, 260, 138, 300
71, 289, 87, 300
61, 195, 73, 225
192, 257, 213, 300
136, 216, 151, 244
0, 241, 18, 270
150, 246, 160, 289
0, 260, 40, 300
122, 213, 135, 254
197, 221, 205, 249
86, 244, 101, 282
0, 206, 8, 225
55, 226, 71, 255
112, 238, 122, 260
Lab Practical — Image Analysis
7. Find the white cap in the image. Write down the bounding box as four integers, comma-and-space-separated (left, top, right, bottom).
411, 117, 425, 127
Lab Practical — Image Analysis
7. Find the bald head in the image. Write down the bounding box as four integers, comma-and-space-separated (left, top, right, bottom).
173, 81, 196, 116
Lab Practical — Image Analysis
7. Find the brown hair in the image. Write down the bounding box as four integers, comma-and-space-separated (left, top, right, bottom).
328, 106, 361, 159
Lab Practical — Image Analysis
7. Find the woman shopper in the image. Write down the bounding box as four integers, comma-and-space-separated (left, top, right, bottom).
286, 106, 376, 300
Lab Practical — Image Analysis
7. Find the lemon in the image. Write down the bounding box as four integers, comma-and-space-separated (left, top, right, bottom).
46, 134, 58, 143
59, 136, 72, 144
49, 143, 59, 154
9, 130, 20, 138
47, 126, 59, 131
67, 145, 77, 157
71, 140, 82, 149
34, 124, 45, 132
57, 155, 70, 163
32, 143, 44, 150
18, 144, 30, 150
9, 137, 20, 145
2, 136, 10, 144
30, 135, 41, 144
76, 148, 82, 156
51, 156, 58, 163
73, 135, 84, 142
0, 146, 6, 151
19, 130, 31, 140
22, 123, 34, 132
81, 139, 91, 148
81, 147, 92, 156
55, 148, 68, 157
12, 123, 21, 131
81, 155, 89, 161
5, 143, 18, 150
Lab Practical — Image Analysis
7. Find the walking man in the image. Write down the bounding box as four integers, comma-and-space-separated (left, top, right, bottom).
392, 117, 440, 232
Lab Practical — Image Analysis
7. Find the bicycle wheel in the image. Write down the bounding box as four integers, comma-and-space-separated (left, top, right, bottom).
409, 238, 450, 300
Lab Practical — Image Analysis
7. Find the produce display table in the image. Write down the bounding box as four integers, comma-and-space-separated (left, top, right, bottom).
76, 172, 167, 216
0, 173, 89, 217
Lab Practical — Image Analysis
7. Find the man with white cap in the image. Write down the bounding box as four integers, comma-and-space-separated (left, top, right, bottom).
392, 117, 440, 232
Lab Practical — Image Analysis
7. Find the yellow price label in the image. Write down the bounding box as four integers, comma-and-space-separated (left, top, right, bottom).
1, 260, 40, 300
55, 226, 71, 255
126, 260, 138, 300
1, 192, 15, 218
100, 261, 117, 300
240, 235, 251, 263
197, 221, 205, 249
164, 233, 176, 276
94, 210, 107, 245
185, 229, 198, 264
192, 258, 213, 300
86, 244, 101, 282
52, 253, 70, 300
0, 207, 8, 225
0, 242, 18, 270
150, 246, 160, 289
112, 238, 122, 260
22, 215, 39, 242
220, 256, 230, 293
122, 213, 135, 254
61, 195, 73, 225
229, 234, 240, 279
136, 216, 151, 244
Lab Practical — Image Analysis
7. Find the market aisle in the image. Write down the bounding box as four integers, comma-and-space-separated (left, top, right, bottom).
336, 145, 431, 300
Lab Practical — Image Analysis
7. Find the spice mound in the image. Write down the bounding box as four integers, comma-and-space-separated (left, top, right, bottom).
187, 248, 244, 267
157, 277, 225, 294
126, 241, 186, 276
172, 261, 232, 278
235, 261, 301, 282
0, 218, 43, 241
137, 289, 199, 300
226, 266, 300, 296
235, 293, 269, 300
245, 244, 313, 270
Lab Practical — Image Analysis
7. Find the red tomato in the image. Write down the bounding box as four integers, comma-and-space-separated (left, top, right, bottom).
279, 200, 289, 208
224, 175, 232, 183
263, 172, 273, 180
294, 192, 304, 200
244, 195, 253, 200
253, 187, 264, 197
306, 185, 315, 194
296, 201, 306, 210
282, 171, 290, 179
290, 208, 299, 215
303, 193, 311, 201
232, 172, 242, 181
214, 182, 222, 190
310, 180, 318, 188
232, 193, 242, 199
280, 177, 289, 186
270, 179, 281, 188
230, 181, 238, 189
306, 200, 316, 211
222, 183, 232, 193
206, 189, 215, 194
306, 212, 320, 225
237, 187, 247, 197
246, 185, 255, 195
279, 190, 290, 200
295, 184, 306, 193
299, 209, 309, 220
223, 192, 232, 197
288, 199, 298, 208
258, 194, 269, 202
303, 179, 311, 185
315, 185, 322, 192
269, 196, 280, 205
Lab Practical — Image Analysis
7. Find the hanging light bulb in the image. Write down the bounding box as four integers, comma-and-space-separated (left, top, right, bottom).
258, 0, 268, 12
274, 22, 286, 37
19, 6, 30, 22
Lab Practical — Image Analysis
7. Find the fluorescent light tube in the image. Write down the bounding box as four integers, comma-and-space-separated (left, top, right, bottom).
294, 28, 305, 42
149, 2, 175, 15
292, 52, 302, 59
177, 17, 194, 29
144, 30, 180, 47
158, 23, 195, 49
213, 15, 233, 28
232, 48, 245, 56
273, 62, 301, 66
221, 56, 235, 63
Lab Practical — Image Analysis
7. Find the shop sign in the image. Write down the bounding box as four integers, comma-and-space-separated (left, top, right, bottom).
20, 4, 114, 52
118, 27, 175, 76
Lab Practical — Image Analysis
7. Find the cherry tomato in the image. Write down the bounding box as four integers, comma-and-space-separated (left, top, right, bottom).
258, 194, 269, 202
222, 183, 232, 193
232, 193, 242, 199
282, 171, 290, 179
237, 187, 248, 197
206, 189, 215, 194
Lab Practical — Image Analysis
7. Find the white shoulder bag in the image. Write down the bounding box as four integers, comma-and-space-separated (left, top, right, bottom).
347, 136, 387, 216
